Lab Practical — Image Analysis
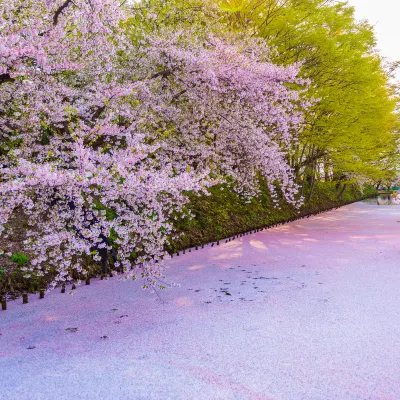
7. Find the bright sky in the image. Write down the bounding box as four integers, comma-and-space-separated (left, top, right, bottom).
346, 0, 400, 80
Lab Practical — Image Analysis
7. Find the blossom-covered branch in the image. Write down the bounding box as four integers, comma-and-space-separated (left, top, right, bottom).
0, 0, 309, 289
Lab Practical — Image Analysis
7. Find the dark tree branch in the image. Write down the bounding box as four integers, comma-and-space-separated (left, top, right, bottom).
0, 73, 15, 85
337, 183, 347, 200
91, 105, 106, 122
295, 149, 329, 173
171, 89, 187, 103
150, 69, 173, 80
53, 0, 73, 26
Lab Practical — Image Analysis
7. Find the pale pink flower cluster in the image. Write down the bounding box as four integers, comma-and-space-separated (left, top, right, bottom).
0, 1, 310, 288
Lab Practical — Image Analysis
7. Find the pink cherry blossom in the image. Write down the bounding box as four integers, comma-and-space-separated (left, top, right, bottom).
0, 1, 310, 289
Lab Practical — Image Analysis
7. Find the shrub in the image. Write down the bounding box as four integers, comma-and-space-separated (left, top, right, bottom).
9, 253, 29, 266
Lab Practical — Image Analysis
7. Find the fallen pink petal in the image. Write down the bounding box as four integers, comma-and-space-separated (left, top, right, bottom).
1, 203, 400, 399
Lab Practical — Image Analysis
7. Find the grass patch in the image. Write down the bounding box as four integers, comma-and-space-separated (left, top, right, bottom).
9, 252, 29, 266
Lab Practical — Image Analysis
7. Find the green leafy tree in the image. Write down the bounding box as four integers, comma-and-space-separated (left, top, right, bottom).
217, 0, 400, 198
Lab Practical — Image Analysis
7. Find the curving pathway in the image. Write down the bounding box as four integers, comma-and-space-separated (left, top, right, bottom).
1, 202, 400, 400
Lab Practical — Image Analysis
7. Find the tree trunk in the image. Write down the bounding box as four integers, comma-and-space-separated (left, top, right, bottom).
306, 163, 317, 202
337, 184, 347, 200
323, 156, 330, 181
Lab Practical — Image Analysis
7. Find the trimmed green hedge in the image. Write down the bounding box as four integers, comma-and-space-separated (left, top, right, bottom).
167, 182, 376, 253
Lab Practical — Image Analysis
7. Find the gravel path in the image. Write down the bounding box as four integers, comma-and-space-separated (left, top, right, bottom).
1, 202, 400, 400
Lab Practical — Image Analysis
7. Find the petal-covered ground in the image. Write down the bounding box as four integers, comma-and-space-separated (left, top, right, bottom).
1, 202, 400, 400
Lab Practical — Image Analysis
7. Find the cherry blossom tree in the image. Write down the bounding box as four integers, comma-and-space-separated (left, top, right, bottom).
0, 0, 309, 289
132, 30, 309, 201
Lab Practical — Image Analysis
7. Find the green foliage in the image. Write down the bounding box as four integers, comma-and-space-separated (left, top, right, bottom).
92, 200, 117, 221
167, 181, 375, 252
9, 252, 29, 266
214, 0, 400, 184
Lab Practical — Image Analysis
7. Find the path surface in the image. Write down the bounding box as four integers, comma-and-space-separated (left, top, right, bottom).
1, 202, 400, 400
